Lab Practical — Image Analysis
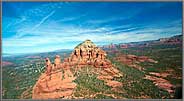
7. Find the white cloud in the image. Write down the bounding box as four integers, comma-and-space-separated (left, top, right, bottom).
3, 16, 182, 50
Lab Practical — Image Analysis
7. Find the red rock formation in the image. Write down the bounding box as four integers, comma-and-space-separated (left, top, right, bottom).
45, 58, 52, 80
32, 40, 120, 99
53, 55, 61, 70
69, 40, 112, 68
32, 56, 76, 99
114, 53, 158, 70
144, 75, 174, 93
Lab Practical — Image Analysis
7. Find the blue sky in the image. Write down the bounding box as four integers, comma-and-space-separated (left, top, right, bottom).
2, 2, 182, 54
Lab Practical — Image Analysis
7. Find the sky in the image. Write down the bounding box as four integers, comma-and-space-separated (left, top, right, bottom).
2, 2, 182, 54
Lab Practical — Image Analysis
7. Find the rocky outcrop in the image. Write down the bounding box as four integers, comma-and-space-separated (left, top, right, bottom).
32, 56, 76, 99
97, 67, 123, 88
144, 75, 174, 93
64, 40, 114, 68
114, 53, 158, 70
32, 40, 120, 99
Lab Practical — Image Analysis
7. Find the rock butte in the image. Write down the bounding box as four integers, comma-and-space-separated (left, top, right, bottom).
32, 40, 122, 99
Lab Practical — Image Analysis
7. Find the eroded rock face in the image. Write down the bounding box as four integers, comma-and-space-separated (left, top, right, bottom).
69, 40, 113, 68
32, 40, 117, 99
45, 58, 52, 75
32, 55, 77, 99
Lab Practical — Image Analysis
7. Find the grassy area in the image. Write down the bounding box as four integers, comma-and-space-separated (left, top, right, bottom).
111, 61, 170, 98
73, 66, 113, 99
2, 62, 45, 99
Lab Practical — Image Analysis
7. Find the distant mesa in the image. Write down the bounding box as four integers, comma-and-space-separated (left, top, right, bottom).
101, 35, 182, 50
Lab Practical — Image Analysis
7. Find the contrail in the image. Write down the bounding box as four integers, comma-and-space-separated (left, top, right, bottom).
32, 10, 55, 31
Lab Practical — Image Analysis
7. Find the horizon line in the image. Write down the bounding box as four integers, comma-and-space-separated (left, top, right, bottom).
2, 34, 182, 55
